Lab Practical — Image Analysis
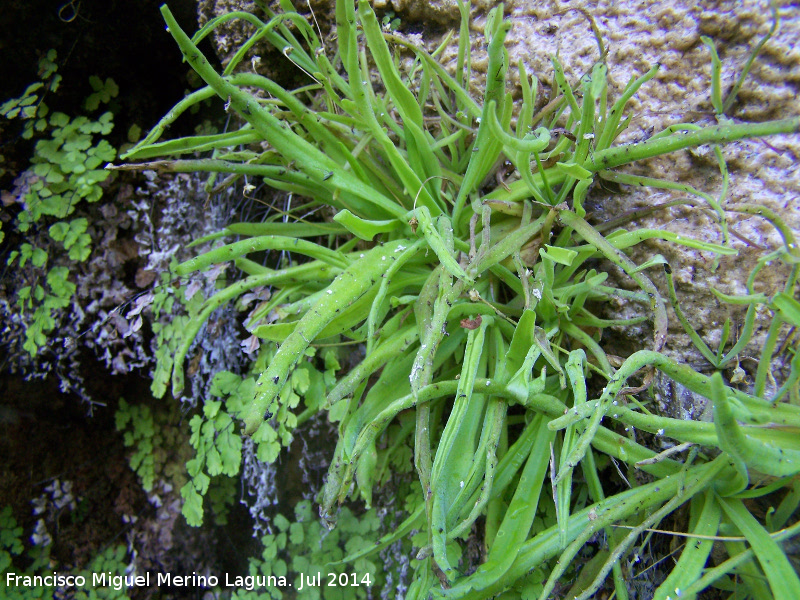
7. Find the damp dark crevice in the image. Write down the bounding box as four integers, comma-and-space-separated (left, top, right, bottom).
1, 0, 210, 186
1, 2, 246, 593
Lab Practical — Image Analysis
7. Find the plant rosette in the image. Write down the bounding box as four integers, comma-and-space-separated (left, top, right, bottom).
113, 1, 800, 598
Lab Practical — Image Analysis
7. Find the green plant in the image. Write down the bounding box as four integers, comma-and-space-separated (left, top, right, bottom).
180, 346, 340, 526
73, 545, 132, 600
232, 500, 387, 600
181, 376, 243, 526
1, 506, 131, 600
0, 507, 24, 575
149, 269, 192, 399
116, 396, 193, 516
117, 0, 800, 598
115, 399, 159, 492
3, 49, 117, 356
0, 50, 61, 122
1, 506, 52, 600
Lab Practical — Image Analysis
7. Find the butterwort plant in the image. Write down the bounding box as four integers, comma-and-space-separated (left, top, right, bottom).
114, 0, 800, 597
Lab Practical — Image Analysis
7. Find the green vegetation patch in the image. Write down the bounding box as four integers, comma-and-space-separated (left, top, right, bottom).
109, 0, 800, 598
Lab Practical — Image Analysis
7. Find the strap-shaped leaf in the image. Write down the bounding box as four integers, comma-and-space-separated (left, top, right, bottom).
160, 5, 405, 220
241, 239, 407, 433
463, 415, 554, 593
430, 317, 491, 581
653, 491, 721, 600
712, 372, 800, 482
718, 495, 800, 599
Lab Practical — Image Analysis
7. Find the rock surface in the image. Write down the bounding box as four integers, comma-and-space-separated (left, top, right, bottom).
443, 0, 799, 384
